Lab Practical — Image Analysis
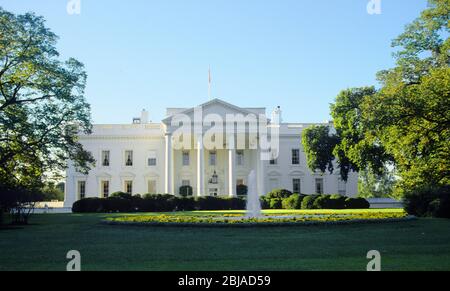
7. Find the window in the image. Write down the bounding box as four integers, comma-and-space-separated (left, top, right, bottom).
315, 178, 324, 194
237, 179, 244, 186
125, 150, 133, 166
102, 150, 110, 167
102, 181, 109, 198
148, 158, 156, 166
148, 151, 157, 166
77, 181, 86, 200
236, 150, 244, 166
182, 180, 190, 187
182, 151, 190, 166
125, 180, 133, 195
338, 179, 346, 196
293, 179, 301, 193
292, 149, 300, 165
209, 151, 217, 166
148, 180, 156, 194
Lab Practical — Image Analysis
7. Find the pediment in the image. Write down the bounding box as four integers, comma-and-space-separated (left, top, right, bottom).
163, 98, 266, 125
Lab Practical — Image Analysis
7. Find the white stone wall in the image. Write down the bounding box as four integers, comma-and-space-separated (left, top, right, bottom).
65, 101, 359, 207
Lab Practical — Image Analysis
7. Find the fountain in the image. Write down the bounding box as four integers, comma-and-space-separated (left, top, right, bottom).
246, 170, 262, 218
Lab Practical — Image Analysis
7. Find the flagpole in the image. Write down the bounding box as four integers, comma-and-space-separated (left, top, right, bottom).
208, 66, 211, 99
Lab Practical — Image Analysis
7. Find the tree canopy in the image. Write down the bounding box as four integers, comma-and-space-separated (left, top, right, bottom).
302, 0, 449, 193
0, 8, 94, 203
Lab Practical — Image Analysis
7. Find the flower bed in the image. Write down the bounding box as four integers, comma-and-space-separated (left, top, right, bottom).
103, 210, 413, 227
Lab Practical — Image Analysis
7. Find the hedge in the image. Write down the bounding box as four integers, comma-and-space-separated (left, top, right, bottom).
72, 194, 246, 213
403, 185, 450, 218
260, 193, 370, 210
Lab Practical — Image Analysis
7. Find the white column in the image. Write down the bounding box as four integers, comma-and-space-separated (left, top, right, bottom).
197, 135, 205, 197
257, 135, 266, 196
164, 133, 173, 194
228, 135, 236, 198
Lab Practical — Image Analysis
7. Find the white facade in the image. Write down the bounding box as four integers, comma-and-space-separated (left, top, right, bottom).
64, 99, 358, 207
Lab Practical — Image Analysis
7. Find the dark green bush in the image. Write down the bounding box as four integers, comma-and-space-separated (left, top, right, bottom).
282, 194, 305, 209
228, 198, 246, 210
269, 198, 282, 209
175, 197, 196, 211
260, 196, 270, 209
110, 192, 132, 200
266, 189, 293, 199
301, 195, 319, 209
403, 185, 450, 218
312, 195, 347, 209
72, 198, 104, 213
179, 186, 193, 197
103, 197, 132, 212
236, 184, 248, 196
345, 197, 370, 209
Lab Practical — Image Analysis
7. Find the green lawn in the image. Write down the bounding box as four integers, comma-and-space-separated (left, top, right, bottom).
1, 210, 450, 271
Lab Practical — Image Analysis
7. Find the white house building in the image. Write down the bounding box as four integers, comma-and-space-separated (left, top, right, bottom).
64, 99, 358, 207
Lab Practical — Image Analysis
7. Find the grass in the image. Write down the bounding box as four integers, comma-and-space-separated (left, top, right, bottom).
0, 209, 450, 271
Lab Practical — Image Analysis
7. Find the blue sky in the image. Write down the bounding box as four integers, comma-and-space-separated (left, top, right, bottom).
0, 0, 427, 124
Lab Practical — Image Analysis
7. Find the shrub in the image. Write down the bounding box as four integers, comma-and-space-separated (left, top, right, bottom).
179, 186, 193, 197
72, 198, 104, 213
72, 195, 247, 213
236, 184, 248, 196
174, 197, 196, 211
110, 192, 132, 200
345, 197, 370, 209
103, 197, 133, 212
312, 195, 347, 209
403, 185, 450, 218
282, 194, 305, 209
228, 198, 246, 210
266, 189, 293, 199
260, 196, 270, 209
269, 198, 282, 209
301, 195, 319, 209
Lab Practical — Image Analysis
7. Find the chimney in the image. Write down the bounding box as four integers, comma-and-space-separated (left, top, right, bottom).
271, 106, 282, 124
141, 109, 149, 124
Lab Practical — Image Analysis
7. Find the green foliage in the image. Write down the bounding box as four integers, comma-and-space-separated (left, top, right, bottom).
358, 167, 397, 199
344, 198, 370, 209
72, 195, 246, 213
110, 192, 132, 200
313, 195, 347, 210
266, 189, 293, 199
302, 125, 338, 175
282, 194, 305, 210
403, 185, 450, 218
269, 198, 282, 209
0, 7, 94, 207
179, 185, 193, 197
301, 1, 450, 191
39, 182, 65, 201
301, 195, 319, 209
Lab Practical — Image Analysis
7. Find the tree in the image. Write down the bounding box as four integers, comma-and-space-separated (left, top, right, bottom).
301, 125, 338, 175
302, 0, 449, 193
358, 168, 397, 199
362, 0, 449, 190
0, 8, 94, 221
